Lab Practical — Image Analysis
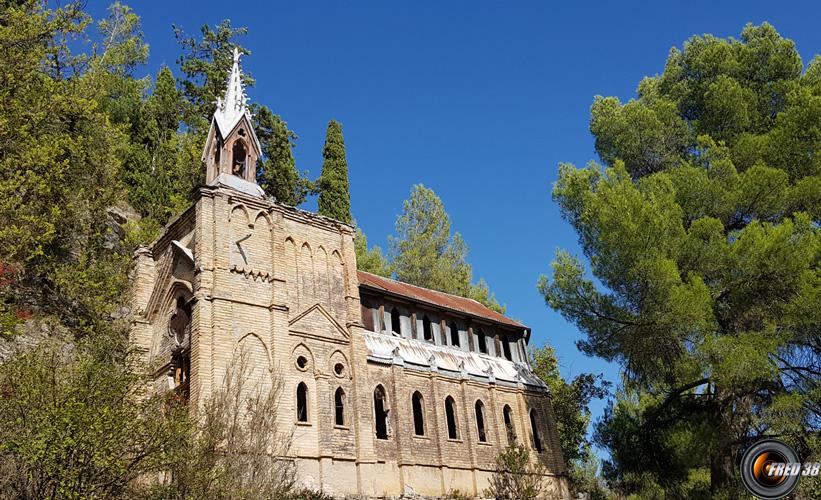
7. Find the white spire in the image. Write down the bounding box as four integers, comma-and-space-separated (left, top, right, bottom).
213, 47, 250, 136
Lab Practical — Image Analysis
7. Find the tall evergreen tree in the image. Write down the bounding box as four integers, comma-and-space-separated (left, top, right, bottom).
174, 20, 251, 131
389, 185, 504, 312
390, 185, 471, 295
317, 120, 352, 223
256, 106, 309, 206
541, 23, 821, 496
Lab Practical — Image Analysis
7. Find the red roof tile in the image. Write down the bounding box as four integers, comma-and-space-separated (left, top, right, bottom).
357, 270, 526, 330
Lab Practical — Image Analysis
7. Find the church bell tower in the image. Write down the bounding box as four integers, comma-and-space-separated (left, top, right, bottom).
202, 48, 262, 185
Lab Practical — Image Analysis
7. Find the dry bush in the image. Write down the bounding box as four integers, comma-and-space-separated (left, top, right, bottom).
485, 442, 551, 500
157, 352, 297, 499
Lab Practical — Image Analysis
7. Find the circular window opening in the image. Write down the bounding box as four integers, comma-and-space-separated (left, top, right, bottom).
296, 356, 308, 371
334, 362, 345, 377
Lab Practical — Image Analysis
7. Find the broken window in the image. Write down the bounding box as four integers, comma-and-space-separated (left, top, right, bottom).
502, 336, 513, 360
297, 382, 308, 423
477, 328, 487, 354
169, 296, 191, 402
390, 307, 401, 336
374, 385, 389, 439
445, 396, 459, 440
449, 322, 460, 347
412, 391, 425, 436
422, 315, 432, 342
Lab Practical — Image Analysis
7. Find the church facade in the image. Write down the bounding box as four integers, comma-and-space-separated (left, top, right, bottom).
129, 50, 569, 498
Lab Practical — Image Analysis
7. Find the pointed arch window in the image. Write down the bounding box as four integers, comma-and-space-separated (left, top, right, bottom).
503, 405, 516, 443
475, 400, 487, 442
334, 387, 346, 427
422, 315, 432, 342
169, 296, 191, 402
412, 391, 425, 436
445, 396, 459, 440
296, 383, 309, 423
529, 409, 543, 452
232, 140, 247, 178
374, 385, 389, 439
449, 322, 460, 347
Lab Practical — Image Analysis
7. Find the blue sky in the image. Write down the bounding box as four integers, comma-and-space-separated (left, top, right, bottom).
92, 0, 821, 456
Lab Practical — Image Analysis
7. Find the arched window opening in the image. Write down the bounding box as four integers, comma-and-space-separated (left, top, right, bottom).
232, 140, 247, 178
374, 385, 389, 439
502, 336, 513, 360
445, 396, 459, 440
390, 307, 401, 335
296, 383, 308, 422
475, 400, 487, 442
503, 405, 516, 443
334, 387, 345, 427
477, 328, 487, 354
449, 322, 460, 347
412, 391, 425, 436
422, 315, 432, 342
530, 409, 543, 452
169, 296, 192, 402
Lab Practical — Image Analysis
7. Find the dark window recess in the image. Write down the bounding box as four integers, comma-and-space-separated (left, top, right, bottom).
450, 322, 460, 347
503, 336, 513, 360
296, 356, 308, 370
477, 329, 487, 354
503, 405, 516, 443
412, 392, 425, 436
530, 410, 543, 452
422, 315, 433, 342
374, 386, 389, 439
390, 307, 401, 335
232, 140, 247, 178
445, 397, 458, 440
296, 383, 308, 422
169, 296, 191, 402
475, 400, 487, 442
335, 388, 345, 426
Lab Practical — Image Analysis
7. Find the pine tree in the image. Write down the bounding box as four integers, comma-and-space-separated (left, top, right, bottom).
174, 20, 251, 131
542, 23, 821, 496
256, 106, 309, 206
317, 120, 352, 223
354, 228, 391, 277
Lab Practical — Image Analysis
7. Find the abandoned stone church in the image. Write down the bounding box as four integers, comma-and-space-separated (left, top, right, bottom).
129, 50, 569, 498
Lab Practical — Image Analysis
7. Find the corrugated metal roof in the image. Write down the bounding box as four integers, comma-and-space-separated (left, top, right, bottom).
363, 331, 547, 391
357, 271, 526, 329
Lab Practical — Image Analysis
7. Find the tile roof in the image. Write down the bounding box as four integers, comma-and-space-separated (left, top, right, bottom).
357, 270, 527, 330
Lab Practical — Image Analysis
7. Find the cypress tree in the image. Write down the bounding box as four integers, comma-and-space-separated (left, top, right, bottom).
317, 120, 352, 223
256, 106, 308, 206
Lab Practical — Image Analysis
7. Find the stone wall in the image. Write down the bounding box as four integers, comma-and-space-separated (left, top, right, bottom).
130, 184, 570, 498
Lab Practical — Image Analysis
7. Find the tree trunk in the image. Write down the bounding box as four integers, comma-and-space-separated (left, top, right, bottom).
710, 386, 750, 499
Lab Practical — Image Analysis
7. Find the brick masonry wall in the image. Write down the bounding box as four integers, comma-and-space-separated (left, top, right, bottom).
130, 185, 569, 498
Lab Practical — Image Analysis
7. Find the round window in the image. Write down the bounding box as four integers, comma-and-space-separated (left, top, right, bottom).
334, 362, 345, 377
296, 356, 309, 371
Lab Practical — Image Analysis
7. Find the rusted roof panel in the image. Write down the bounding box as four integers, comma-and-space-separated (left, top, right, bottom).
357, 271, 526, 329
